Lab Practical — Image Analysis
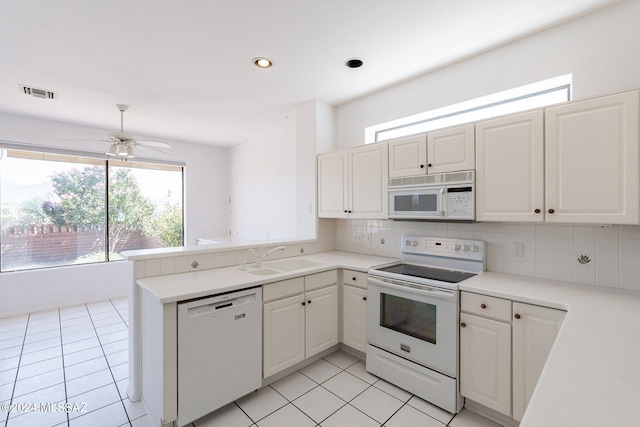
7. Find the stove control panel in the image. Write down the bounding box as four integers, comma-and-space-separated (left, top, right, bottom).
402, 236, 485, 262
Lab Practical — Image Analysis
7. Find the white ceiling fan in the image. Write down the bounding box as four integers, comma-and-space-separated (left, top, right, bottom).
103, 104, 171, 160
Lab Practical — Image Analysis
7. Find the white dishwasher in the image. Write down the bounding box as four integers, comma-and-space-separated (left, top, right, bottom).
177, 286, 262, 426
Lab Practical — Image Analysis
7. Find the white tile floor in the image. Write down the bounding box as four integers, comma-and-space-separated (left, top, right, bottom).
1, 299, 501, 427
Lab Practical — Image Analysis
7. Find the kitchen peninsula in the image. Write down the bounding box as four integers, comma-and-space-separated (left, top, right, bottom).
125, 240, 640, 427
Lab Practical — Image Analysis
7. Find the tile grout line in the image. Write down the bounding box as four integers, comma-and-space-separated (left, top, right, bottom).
58, 308, 70, 427
109, 300, 128, 330
4, 314, 29, 426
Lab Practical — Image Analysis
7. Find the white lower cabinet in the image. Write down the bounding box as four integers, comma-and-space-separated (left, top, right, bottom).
306, 285, 339, 356
511, 302, 566, 421
341, 269, 369, 353
263, 271, 338, 378
460, 292, 565, 421
263, 292, 306, 378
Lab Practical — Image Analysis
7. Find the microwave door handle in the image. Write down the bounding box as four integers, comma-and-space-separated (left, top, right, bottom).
440, 188, 445, 217
368, 277, 456, 300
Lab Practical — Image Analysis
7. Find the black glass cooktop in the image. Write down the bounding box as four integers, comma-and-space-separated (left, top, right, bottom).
376, 264, 476, 283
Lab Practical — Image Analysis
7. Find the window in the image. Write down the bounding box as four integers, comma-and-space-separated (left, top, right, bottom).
0, 145, 184, 272
366, 74, 572, 143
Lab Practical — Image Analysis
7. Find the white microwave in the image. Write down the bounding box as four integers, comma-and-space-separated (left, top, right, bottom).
387, 171, 475, 220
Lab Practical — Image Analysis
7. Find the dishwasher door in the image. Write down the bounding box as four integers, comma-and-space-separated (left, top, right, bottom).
177, 286, 262, 426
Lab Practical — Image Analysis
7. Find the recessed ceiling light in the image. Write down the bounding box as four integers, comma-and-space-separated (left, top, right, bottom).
253, 57, 273, 68
345, 58, 363, 68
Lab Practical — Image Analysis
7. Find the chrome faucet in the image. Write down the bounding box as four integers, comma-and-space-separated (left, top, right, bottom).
255, 246, 286, 267
241, 246, 286, 270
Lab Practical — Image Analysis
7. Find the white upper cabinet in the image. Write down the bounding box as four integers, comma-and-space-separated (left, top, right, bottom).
317, 152, 348, 218
427, 123, 475, 174
349, 144, 388, 218
388, 124, 475, 178
318, 143, 388, 219
545, 90, 640, 224
475, 110, 544, 222
388, 134, 427, 177
476, 90, 640, 224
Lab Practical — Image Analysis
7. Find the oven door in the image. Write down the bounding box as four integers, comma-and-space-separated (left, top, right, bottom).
388, 187, 444, 219
367, 275, 458, 377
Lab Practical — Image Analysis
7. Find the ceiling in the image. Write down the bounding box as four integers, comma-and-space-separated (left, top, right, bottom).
0, 0, 620, 148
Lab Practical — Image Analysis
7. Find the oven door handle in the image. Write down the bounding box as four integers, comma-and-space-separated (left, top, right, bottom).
367, 276, 457, 300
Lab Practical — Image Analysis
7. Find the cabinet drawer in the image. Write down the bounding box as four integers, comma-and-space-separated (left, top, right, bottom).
305, 270, 338, 291
343, 269, 368, 289
461, 292, 512, 322
263, 277, 304, 302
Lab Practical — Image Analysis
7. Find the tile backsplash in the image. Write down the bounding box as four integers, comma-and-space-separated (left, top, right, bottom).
335, 219, 640, 292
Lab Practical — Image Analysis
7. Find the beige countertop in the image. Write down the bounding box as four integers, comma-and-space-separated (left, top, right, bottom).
136, 251, 398, 304
460, 272, 640, 427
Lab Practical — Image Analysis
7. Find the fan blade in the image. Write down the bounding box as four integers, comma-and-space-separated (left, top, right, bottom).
57, 139, 110, 142
136, 144, 170, 156
136, 139, 171, 149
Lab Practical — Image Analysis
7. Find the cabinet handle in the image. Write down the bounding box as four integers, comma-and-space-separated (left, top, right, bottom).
548, 209, 555, 214
420, 164, 425, 168
363, 296, 367, 301
514, 313, 521, 319
302, 302, 306, 306
534, 209, 541, 214
460, 322, 466, 328
352, 277, 357, 281
344, 210, 348, 213
427, 163, 432, 167
480, 303, 487, 309
307, 300, 312, 305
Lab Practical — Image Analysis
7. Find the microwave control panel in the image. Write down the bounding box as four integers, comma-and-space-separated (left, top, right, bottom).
446, 188, 474, 219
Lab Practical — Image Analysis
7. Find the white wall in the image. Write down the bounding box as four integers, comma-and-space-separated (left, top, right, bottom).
296, 101, 336, 238
228, 111, 298, 240
0, 112, 228, 316
229, 100, 335, 240
335, 0, 640, 148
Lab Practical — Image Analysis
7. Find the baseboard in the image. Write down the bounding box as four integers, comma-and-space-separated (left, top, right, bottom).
464, 399, 520, 427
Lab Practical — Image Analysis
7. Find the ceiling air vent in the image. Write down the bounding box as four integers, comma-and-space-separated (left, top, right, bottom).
21, 85, 57, 100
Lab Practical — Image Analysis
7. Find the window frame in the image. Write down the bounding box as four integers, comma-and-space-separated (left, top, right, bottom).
0, 141, 185, 272
366, 75, 572, 143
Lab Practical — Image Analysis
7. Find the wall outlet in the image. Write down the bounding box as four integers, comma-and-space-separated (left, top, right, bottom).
512, 242, 524, 258
365, 233, 372, 244
353, 232, 362, 242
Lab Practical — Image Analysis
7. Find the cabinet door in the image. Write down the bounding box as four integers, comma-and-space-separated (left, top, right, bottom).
342, 285, 367, 353
475, 110, 544, 222
460, 313, 512, 416
305, 285, 339, 358
512, 303, 566, 422
388, 134, 427, 177
427, 123, 475, 174
317, 152, 348, 218
263, 294, 305, 378
545, 90, 640, 224
348, 144, 388, 219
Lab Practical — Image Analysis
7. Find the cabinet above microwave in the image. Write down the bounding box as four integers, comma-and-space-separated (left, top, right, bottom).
387, 124, 475, 178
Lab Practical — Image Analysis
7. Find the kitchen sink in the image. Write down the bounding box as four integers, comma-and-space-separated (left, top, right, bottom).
265, 258, 323, 272
246, 268, 281, 276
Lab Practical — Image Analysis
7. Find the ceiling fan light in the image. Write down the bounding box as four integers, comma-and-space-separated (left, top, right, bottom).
106, 143, 118, 156
125, 146, 135, 158
117, 143, 129, 157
